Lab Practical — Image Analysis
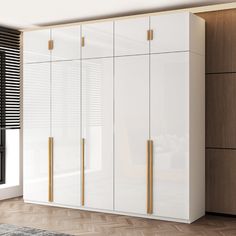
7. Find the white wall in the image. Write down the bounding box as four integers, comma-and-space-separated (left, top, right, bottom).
0, 129, 22, 200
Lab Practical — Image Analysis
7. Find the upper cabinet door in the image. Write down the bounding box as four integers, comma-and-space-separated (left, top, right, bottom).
51, 26, 81, 61
115, 55, 149, 215
82, 57, 113, 210
150, 52, 189, 220
24, 29, 50, 63
52, 60, 81, 207
150, 12, 189, 53
115, 17, 149, 56
82, 22, 113, 59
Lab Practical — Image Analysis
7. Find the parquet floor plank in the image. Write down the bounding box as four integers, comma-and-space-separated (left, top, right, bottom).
0, 198, 236, 235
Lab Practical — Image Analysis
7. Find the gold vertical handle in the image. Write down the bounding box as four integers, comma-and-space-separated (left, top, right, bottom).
149, 30, 153, 40
147, 30, 154, 41
81, 138, 85, 206
147, 140, 153, 214
149, 140, 153, 214
48, 40, 54, 50
81, 37, 85, 47
146, 140, 150, 213
147, 30, 150, 41
48, 137, 53, 202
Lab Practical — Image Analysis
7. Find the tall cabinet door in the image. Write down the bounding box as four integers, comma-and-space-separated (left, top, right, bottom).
24, 29, 51, 63
52, 60, 81, 207
82, 58, 113, 210
115, 55, 149, 215
81, 22, 113, 59
23, 62, 50, 202
150, 52, 189, 220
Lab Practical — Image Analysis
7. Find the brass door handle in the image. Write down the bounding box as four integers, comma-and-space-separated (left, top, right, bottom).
81, 37, 85, 47
147, 139, 153, 214
147, 29, 154, 41
149, 140, 153, 214
48, 40, 54, 50
147, 140, 150, 213
48, 137, 54, 202
81, 138, 85, 206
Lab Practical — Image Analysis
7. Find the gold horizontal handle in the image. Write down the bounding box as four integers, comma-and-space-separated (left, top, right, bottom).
48, 137, 54, 202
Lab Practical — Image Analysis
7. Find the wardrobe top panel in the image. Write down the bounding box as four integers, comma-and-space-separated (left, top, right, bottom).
114, 12, 205, 56
23, 12, 205, 63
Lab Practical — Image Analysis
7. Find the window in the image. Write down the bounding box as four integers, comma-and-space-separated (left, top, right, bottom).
0, 27, 21, 185
0, 130, 5, 184
0, 51, 6, 184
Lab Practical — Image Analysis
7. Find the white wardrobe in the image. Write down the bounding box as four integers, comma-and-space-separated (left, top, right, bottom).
23, 11, 205, 223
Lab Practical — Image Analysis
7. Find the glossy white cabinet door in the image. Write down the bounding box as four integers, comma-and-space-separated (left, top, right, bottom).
115, 17, 149, 56
150, 12, 189, 53
115, 55, 149, 215
24, 29, 50, 63
82, 58, 113, 210
82, 22, 113, 59
51, 26, 81, 61
150, 52, 189, 220
23, 62, 50, 202
52, 60, 81, 207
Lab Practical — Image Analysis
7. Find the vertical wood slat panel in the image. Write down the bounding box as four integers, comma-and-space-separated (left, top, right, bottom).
206, 149, 236, 214
197, 10, 236, 74
206, 73, 236, 148
197, 9, 236, 215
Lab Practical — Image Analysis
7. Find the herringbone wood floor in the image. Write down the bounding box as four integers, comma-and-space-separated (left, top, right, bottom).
0, 198, 236, 236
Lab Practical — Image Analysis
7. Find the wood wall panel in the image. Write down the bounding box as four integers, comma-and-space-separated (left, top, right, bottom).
197, 9, 236, 215
206, 73, 236, 148
198, 10, 236, 73
206, 149, 236, 214
232, 10, 236, 72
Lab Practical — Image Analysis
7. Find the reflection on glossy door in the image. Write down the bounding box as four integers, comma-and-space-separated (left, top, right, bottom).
115, 55, 149, 215
24, 29, 50, 63
23, 63, 50, 202
150, 52, 189, 220
150, 13, 189, 53
51, 26, 81, 61
82, 58, 113, 210
52, 60, 81, 207
115, 17, 149, 56
82, 22, 113, 59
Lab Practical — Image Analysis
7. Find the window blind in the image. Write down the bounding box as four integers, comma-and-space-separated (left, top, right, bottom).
0, 26, 21, 129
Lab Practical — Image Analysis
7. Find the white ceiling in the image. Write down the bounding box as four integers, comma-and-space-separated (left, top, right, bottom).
0, 0, 234, 30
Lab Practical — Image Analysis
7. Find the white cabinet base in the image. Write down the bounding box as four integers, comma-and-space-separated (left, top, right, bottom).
24, 199, 197, 223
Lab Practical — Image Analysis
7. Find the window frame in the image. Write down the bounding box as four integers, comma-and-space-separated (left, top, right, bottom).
0, 51, 6, 184
0, 129, 6, 184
